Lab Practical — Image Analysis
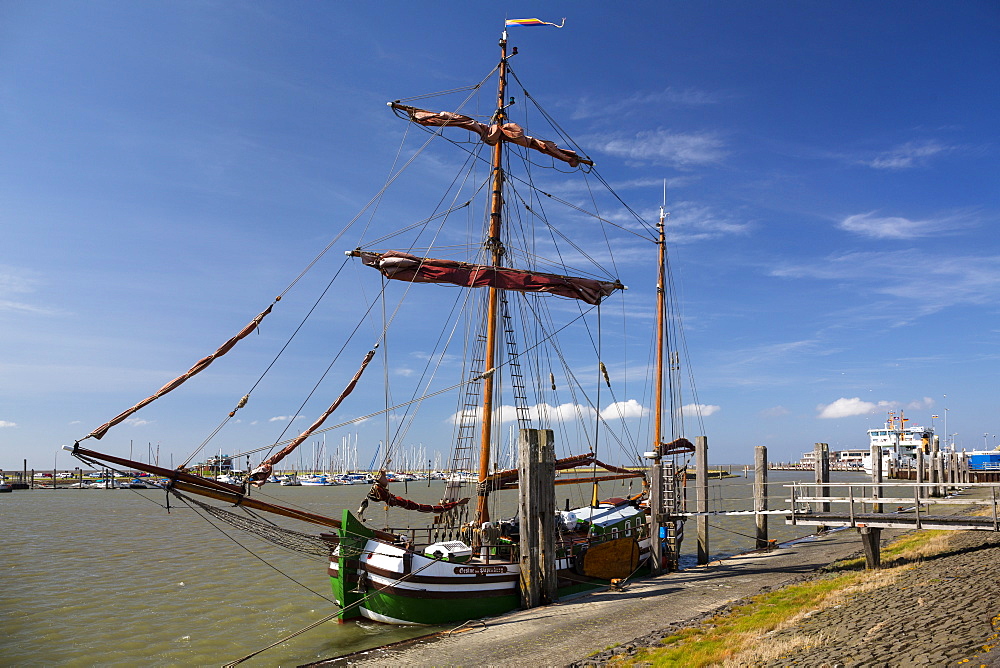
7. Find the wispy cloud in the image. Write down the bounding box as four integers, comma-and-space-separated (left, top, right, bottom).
269, 414, 305, 422
773, 250, 1000, 318
837, 211, 970, 239
0, 420, 17, 428
864, 140, 951, 170
571, 86, 727, 121
587, 129, 727, 168
0, 266, 55, 315
666, 201, 751, 242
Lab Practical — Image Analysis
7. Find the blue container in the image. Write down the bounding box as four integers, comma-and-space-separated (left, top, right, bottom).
969, 453, 1000, 471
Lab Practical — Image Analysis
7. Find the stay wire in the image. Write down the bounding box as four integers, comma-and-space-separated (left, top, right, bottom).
183, 254, 355, 468
222, 546, 448, 667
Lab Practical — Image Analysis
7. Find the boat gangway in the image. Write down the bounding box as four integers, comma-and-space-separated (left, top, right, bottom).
782, 481, 1000, 567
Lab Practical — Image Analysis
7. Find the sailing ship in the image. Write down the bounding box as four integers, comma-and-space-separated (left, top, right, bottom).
66, 24, 696, 627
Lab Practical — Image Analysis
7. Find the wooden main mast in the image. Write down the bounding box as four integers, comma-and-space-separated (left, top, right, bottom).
475, 30, 509, 525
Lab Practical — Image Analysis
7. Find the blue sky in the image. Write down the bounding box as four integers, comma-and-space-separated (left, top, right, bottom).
1, 1, 998, 472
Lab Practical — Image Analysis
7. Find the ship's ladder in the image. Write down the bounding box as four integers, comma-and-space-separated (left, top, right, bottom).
659, 459, 683, 570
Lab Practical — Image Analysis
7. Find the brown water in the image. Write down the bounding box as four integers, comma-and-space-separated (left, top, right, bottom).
0, 470, 869, 665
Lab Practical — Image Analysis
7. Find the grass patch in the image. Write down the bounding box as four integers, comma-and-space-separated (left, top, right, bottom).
611, 528, 961, 667
613, 573, 864, 666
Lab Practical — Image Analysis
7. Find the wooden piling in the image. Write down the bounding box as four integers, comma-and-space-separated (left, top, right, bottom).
870, 444, 882, 513
814, 443, 830, 511
930, 436, 941, 497
696, 436, 709, 565
518, 428, 556, 609
754, 445, 768, 549
935, 452, 946, 497
916, 448, 924, 494
859, 526, 881, 569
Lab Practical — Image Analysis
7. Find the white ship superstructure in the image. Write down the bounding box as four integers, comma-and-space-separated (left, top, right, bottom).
862, 411, 934, 475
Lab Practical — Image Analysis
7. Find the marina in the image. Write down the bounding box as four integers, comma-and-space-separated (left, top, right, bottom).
2, 4, 996, 667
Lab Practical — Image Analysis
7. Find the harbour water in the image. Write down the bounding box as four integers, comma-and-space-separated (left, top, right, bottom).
1, 469, 871, 665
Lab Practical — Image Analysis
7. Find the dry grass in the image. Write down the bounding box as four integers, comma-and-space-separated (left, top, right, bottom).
614, 528, 969, 667
719, 631, 828, 666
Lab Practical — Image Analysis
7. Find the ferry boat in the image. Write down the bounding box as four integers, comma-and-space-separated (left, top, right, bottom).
862, 411, 934, 475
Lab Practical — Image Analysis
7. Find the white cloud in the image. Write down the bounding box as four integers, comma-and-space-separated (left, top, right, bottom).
761, 406, 790, 418
600, 399, 646, 419
865, 140, 950, 170
122, 418, 151, 427
450, 399, 649, 425
817, 397, 894, 419
589, 129, 727, 168
0, 420, 17, 428
837, 211, 960, 239
269, 414, 305, 422
682, 403, 720, 417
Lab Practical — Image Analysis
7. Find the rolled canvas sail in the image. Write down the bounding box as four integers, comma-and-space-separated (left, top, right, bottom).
391, 103, 593, 168
358, 250, 623, 306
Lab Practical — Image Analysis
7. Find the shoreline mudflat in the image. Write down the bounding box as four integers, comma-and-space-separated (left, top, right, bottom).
318, 528, 883, 666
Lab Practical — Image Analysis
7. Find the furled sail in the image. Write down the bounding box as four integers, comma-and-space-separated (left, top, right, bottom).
390, 103, 593, 168
84, 305, 274, 441
487, 452, 646, 490
247, 347, 378, 485
365, 471, 469, 513
355, 250, 623, 306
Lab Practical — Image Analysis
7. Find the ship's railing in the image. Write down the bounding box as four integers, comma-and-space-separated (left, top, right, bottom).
380, 521, 651, 565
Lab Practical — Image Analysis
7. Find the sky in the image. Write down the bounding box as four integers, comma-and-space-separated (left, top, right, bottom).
1, 1, 998, 472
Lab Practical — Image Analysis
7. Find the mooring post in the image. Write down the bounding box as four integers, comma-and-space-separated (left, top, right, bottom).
696, 435, 709, 565
936, 452, 946, 497
916, 448, 925, 507
860, 444, 884, 569
754, 445, 768, 549
813, 443, 830, 511
518, 428, 556, 609
930, 436, 942, 498
859, 526, 881, 569
870, 444, 882, 513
